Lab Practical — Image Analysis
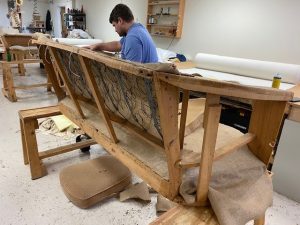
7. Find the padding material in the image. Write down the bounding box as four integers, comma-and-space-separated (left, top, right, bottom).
53, 38, 102, 46
60, 155, 131, 208
194, 53, 300, 84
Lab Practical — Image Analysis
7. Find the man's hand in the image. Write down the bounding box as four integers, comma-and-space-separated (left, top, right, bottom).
83, 43, 102, 51
83, 41, 122, 53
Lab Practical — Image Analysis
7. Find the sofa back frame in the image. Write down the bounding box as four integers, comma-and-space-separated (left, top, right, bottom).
35, 38, 293, 204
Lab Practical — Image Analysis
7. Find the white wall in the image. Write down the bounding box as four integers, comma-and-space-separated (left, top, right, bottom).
75, 0, 300, 64
0, 1, 10, 28
22, 0, 50, 31
75, 0, 147, 41
152, 0, 300, 64
273, 119, 300, 203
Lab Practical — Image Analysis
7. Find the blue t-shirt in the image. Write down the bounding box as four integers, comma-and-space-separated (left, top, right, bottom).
120, 23, 158, 63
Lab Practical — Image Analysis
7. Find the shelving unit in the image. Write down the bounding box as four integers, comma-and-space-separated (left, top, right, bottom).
148, 0, 180, 5
64, 13, 86, 31
147, 0, 185, 38
28, 14, 45, 33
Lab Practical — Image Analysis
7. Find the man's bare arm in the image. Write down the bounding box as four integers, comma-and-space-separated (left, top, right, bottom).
85, 41, 121, 52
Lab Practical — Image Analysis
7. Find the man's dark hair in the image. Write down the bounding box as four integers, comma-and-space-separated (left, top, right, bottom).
109, 4, 134, 23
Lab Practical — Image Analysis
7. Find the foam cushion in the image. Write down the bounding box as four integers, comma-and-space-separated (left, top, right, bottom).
60, 155, 131, 208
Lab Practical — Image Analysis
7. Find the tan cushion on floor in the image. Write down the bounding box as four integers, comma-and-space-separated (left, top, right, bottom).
59, 155, 131, 208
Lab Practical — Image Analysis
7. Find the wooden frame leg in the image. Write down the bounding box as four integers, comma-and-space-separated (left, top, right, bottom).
2, 64, 8, 90
16, 53, 26, 76
196, 95, 221, 205
15, 54, 20, 73
20, 119, 29, 165
23, 119, 47, 179
46, 74, 52, 92
254, 214, 265, 225
2, 63, 17, 102
2, 63, 9, 99
179, 90, 189, 149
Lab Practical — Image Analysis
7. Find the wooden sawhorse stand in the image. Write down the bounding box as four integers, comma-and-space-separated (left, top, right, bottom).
1, 59, 52, 102
19, 105, 97, 180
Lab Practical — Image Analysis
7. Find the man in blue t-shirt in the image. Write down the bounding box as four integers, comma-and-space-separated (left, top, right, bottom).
85, 4, 158, 63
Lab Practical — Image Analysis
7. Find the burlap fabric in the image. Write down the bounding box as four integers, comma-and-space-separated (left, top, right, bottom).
180, 146, 272, 225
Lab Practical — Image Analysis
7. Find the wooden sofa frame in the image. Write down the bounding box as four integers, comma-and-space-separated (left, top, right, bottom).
34, 38, 293, 224
1, 34, 41, 75
19, 105, 97, 180
1, 34, 51, 102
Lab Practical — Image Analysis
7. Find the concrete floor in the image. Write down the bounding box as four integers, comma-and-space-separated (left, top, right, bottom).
0, 64, 299, 225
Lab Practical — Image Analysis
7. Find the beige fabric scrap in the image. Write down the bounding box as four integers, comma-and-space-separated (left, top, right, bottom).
119, 182, 151, 202
156, 195, 178, 213
180, 146, 272, 225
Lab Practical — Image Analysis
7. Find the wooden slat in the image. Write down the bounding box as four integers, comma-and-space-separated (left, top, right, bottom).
248, 100, 287, 165
179, 89, 189, 149
150, 205, 219, 225
177, 149, 200, 168
78, 55, 118, 143
204, 94, 220, 128
49, 47, 85, 118
19, 105, 60, 120
14, 83, 51, 89
39, 139, 97, 159
196, 103, 221, 204
214, 133, 256, 161
156, 73, 293, 101
39, 45, 65, 100
109, 113, 164, 149
180, 98, 205, 137
153, 73, 182, 199
184, 113, 203, 136
0, 59, 41, 64
177, 133, 256, 169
